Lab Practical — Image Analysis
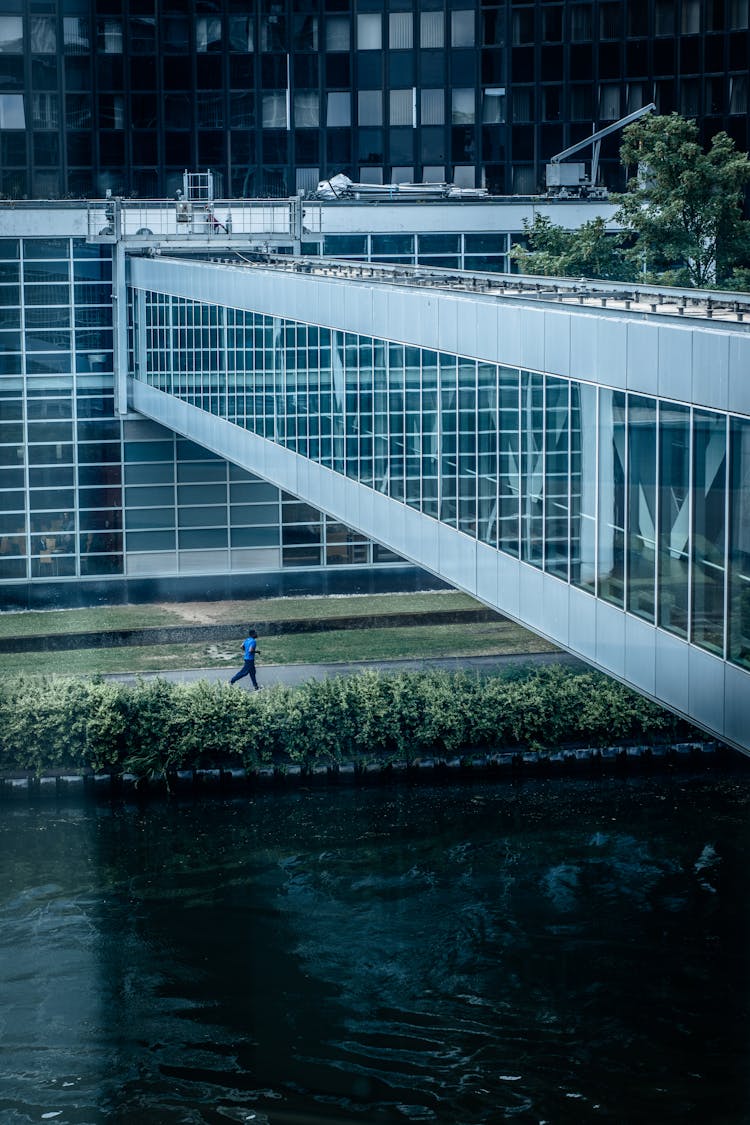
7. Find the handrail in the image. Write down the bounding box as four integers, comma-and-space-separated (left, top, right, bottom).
156, 251, 750, 325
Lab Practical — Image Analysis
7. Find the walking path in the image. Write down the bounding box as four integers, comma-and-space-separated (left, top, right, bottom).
105, 650, 583, 687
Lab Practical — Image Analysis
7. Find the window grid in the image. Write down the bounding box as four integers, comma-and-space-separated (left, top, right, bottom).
131, 288, 750, 672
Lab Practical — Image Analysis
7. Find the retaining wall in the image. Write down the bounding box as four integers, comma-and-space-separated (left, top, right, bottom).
0, 740, 734, 801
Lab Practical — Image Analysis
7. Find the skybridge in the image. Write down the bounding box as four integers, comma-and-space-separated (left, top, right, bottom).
124, 251, 750, 755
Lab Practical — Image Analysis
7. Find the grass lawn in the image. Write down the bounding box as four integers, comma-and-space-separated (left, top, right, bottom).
0, 590, 481, 638
0, 620, 557, 677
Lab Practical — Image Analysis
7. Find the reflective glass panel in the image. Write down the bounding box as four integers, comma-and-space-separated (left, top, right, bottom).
626, 396, 657, 622
657, 401, 690, 637
693, 410, 727, 655
598, 389, 626, 606
729, 417, 750, 669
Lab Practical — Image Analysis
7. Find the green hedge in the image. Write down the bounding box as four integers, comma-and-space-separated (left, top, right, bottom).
0, 666, 695, 780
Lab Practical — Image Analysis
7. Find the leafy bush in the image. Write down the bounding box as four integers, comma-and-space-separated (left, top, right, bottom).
0, 666, 699, 781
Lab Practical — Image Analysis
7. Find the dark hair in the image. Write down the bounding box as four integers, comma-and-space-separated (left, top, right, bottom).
248, 628, 257, 638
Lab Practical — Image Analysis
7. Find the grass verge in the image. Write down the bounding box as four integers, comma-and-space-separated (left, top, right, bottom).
0, 590, 482, 638
0, 621, 556, 677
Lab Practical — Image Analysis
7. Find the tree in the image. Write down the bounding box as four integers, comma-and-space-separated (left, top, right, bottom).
509, 214, 636, 281
617, 113, 750, 288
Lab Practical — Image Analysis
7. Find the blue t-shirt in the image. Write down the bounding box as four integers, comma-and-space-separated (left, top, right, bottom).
242, 636, 257, 660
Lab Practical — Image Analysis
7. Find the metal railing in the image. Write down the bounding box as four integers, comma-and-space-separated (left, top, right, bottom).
87, 197, 322, 244
207, 252, 750, 325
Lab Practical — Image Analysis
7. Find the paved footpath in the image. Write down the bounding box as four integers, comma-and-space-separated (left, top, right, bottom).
106, 650, 583, 688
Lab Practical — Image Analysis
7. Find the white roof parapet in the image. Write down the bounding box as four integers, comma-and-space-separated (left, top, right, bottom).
162, 251, 750, 327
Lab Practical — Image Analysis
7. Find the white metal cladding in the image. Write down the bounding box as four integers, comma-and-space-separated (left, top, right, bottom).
128, 256, 750, 417
126, 258, 750, 755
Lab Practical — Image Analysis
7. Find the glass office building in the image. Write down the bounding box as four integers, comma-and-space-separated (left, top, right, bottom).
0, 232, 412, 605
131, 289, 750, 673
0, 0, 748, 200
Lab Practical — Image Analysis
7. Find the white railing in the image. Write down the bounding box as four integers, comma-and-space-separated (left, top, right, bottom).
86, 198, 322, 243
219, 253, 750, 324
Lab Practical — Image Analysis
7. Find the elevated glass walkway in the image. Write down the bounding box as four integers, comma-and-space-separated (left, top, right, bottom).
126, 253, 750, 755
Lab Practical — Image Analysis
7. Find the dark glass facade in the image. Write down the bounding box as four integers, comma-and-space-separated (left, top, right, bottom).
0, 0, 748, 200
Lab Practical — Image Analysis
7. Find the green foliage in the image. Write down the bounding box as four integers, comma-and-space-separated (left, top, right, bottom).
509, 115, 750, 291
0, 676, 127, 773
509, 214, 636, 282
618, 113, 750, 288
0, 667, 698, 781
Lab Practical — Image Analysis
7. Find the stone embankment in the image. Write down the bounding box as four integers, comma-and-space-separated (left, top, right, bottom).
0, 740, 731, 800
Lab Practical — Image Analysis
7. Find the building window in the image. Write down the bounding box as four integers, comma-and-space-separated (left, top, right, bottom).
326, 17, 349, 51
627, 82, 648, 112
420, 11, 444, 49
729, 75, 748, 114
599, 84, 621, 120
600, 4, 622, 38
680, 78, 700, 116
421, 88, 444, 125
681, 0, 701, 33
705, 76, 723, 115
30, 17, 56, 54
63, 17, 89, 54
512, 10, 534, 45
32, 93, 58, 130
390, 89, 413, 127
0, 16, 23, 53
294, 91, 319, 128
570, 5, 593, 41
99, 94, 125, 130
451, 10, 475, 47
452, 88, 475, 124
512, 87, 533, 122
358, 90, 383, 126
389, 13, 413, 50
730, 0, 749, 28
542, 87, 560, 121
230, 92, 254, 128
483, 9, 505, 45
0, 94, 25, 129
326, 91, 350, 127
289, 16, 315, 51
165, 93, 192, 129
66, 94, 90, 129
655, 0, 676, 34
260, 13, 286, 51
541, 8, 562, 41
262, 92, 287, 129
163, 17, 189, 52
197, 94, 223, 129
357, 13, 382, 50
196, 17, 223, 52
229, 17, 253, 52
97, 19, 122, 54
130, 17, 156, 54
482, 88, 505, 123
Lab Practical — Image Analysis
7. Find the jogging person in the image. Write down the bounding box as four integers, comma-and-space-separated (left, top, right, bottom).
230, 627, 260, 689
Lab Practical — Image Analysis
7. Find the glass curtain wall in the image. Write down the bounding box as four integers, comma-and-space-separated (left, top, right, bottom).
729, 418, 750, 669
131, 289, 750, 672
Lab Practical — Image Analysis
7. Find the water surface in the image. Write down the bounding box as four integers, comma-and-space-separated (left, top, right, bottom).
1, 772, 749, 1123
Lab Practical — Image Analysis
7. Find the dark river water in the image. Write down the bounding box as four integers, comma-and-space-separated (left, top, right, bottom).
1, 771, 750, 1125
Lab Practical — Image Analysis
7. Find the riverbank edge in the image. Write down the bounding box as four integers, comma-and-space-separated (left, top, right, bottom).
0, 739, 734, 800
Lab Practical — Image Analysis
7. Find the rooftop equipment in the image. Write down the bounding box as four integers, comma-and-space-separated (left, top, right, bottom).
545, 103, 656, 198
315, 173, 488, 201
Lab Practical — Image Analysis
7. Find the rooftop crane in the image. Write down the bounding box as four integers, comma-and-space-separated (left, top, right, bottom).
545, 102, 656, 198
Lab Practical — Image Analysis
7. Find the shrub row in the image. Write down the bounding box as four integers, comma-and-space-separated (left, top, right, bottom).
0, 666, 696, 781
